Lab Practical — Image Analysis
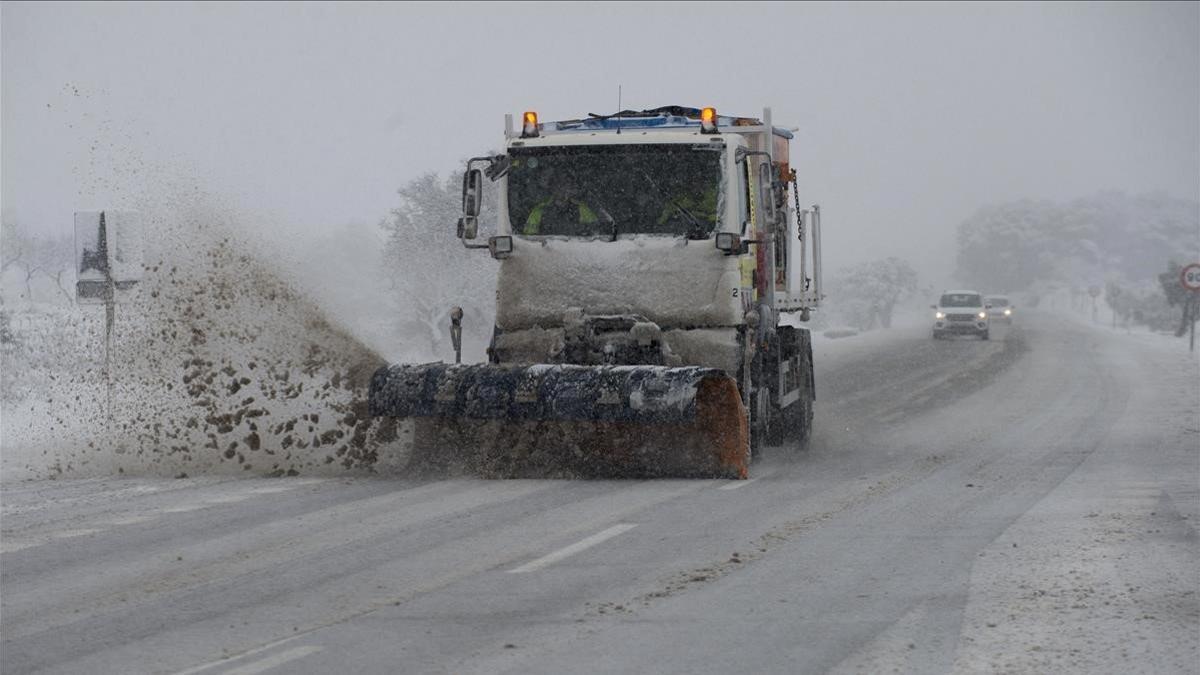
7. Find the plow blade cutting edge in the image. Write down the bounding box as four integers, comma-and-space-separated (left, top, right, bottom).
369, 363, 749, 479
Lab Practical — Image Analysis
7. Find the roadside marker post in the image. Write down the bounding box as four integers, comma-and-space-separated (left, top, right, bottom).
1180, 263, 1200, 353
75, 210, 143, 422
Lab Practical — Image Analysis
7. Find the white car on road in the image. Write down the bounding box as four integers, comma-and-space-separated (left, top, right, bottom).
932, 290, 990, 340
984, 294, 1015, 323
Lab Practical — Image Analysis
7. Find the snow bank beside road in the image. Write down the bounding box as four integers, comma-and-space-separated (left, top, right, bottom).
951, 315, 1198, 673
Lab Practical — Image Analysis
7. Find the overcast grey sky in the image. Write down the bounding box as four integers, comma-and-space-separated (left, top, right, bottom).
4, 1, 1198, 285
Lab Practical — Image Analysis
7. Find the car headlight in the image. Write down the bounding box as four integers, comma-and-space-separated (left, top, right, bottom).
935, 311, 945, 319
978, 311, 987, 319
1004, 309, 1012, 316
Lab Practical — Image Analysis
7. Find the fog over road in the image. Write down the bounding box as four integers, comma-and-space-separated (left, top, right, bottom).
2, 312, 1196, 674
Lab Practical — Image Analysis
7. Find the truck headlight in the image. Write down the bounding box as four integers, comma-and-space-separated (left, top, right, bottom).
935, 311, 945, 319
978, 311, 987, 319
1004, 309, 1012, 316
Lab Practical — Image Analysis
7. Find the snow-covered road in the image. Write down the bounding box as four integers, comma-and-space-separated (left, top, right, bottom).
2, 311, 1196, 674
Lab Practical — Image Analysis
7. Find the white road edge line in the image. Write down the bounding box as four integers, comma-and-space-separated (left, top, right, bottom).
171, 635, 305, 675
1, 478, 333, 557
103, 515, 156, 526
508, 523, 638, 574
218, 646, 323, 675
0, 540, 39, 554
718, 478, 758, 491
2, 528, 106, 554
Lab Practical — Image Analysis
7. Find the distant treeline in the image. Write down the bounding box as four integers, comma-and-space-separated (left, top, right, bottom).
954, 190, 1199, 293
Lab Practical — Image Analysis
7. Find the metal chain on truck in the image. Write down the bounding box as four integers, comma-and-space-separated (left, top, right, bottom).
789, 169, 811, 292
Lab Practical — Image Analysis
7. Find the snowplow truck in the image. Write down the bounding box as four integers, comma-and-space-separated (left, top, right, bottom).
369, 105, 824, 479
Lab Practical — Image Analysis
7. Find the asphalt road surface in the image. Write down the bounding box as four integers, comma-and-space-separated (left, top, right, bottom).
3, 311, 1197, 674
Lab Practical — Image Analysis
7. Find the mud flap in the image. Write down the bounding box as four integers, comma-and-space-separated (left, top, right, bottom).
768, 326, 815, 448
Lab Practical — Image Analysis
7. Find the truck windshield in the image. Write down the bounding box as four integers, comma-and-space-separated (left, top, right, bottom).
508, 144, 723, 239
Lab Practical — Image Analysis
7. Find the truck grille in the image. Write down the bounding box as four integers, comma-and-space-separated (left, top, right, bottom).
947, 313, 977, 322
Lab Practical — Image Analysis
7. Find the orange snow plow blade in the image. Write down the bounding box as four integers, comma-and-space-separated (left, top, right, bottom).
369, 364, 749, 479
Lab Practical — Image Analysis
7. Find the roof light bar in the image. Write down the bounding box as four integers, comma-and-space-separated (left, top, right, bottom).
700, 107, 719, 134
521, 111, 539, 138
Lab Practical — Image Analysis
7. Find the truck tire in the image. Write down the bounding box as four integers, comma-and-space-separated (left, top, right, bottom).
980, 330, 990, 341
766, 326, 814, 450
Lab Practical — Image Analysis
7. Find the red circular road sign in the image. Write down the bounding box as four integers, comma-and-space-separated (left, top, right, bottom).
1182, 263, 1200, 292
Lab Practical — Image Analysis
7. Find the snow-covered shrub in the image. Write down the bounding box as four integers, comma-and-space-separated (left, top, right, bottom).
825, 257, 919, 331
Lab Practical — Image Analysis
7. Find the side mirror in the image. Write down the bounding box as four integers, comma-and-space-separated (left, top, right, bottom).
715, 232, 741, 255
457, 216, 478, 240
930, 304, 937, 310
985, 304, 993, 309
462, 169, 483, 217
484, 155, 512, 180
488, 235, 513, 260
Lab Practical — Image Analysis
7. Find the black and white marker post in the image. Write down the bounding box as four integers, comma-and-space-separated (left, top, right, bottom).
74, 210, 142, 423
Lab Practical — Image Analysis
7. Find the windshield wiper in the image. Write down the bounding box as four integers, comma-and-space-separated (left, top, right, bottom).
635, 168, 705, 237
602, 207, 617, 242
574, 181, 618, 241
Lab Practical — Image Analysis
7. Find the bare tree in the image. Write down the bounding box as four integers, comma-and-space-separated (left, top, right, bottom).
830, 257, 919, 331
33, 234, 75, 302
1, 223, 25, 276
379, 167, 499, 357
1, 225, 75, 304
3, 225, 43, 301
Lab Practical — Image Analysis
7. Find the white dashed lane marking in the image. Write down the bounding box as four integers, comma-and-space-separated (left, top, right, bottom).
718, 478, 758, 491
508, 523, 638, 573
172, 636, 306, 675
218, 646, 323, 675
